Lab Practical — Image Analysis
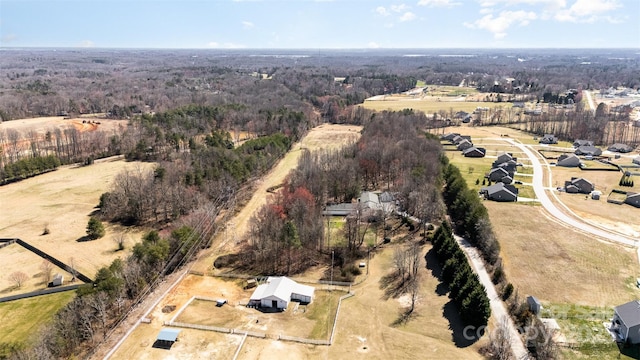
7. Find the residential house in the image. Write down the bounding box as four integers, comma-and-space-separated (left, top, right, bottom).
573, 139, 594, 148
358, 191, 381, 210
625, 193, 640, 208
608, 143, 634, 153
454, 111, 469, 119
440, 133, 460, 142
487, 167, 511, 182
527, 296, 542, 315
453, 135, 472, 145
457, 139, 474, 151
539, 134, 558, 144
633, 156, 640, 166
608, 300, 640, 344
557, 153, 581, 167
462, 146, 486, 158
493, 152, 516, 166
495, 160, 518, 173
564, 177, 594, 194
379, 191, 395, 204
575, 145, 602, 156
479, 183, 518, 202
248, 277, 315, 309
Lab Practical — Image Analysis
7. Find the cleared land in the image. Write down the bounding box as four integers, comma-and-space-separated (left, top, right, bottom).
0, 116, 128, 137
0, 157, 155, 278
362, 97, 505, 114
0, 291, 75, 345
486, 202, 639, 306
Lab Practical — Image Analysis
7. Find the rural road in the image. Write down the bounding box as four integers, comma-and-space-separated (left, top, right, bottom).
583, 90, 596, 114
454, 234, 530, 360
504, 138, 638, 248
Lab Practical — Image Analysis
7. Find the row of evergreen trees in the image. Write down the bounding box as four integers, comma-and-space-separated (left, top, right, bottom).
441, 156, 501, 265
431, 221, 491, 327
1, 154, 61, 184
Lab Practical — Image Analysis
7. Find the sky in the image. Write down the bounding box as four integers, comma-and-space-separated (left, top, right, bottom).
0, 0, 638, 49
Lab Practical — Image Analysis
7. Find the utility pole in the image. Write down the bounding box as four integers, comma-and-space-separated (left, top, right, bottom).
330, 250, 334, 292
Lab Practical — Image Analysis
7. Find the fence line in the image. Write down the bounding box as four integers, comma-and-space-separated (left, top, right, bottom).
169, 296, 195, 323
0, 284, 80, 303
166, 321, 232, 334
330, 292, 355, 345
278, 334, 330, 346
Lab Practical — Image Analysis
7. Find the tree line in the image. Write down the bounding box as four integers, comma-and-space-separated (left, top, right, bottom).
431, 221, 491, 328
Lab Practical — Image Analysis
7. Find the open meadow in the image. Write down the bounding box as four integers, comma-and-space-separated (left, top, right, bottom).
0, 291, 76, 350
0, 157, 155, 280
362, 96, 506, 114
485, 201, 639, 307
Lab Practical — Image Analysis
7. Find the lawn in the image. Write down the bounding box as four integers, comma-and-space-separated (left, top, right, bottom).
540, 304, 637, 360
0, 291, 75, 348
175, 290, 344, 340
485, 202, 639, 306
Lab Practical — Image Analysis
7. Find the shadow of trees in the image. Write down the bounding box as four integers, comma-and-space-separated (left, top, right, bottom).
425, 247, 482, 348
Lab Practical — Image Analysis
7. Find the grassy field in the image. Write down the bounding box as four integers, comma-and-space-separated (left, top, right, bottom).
0, 291, 75, 347
176, 290, 343, 340
0, 158, 154, 278
486, 201, 639, 306
362, 97, 506, 114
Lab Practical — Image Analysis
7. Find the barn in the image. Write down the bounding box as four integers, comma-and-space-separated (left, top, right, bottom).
248, 276, 315, 310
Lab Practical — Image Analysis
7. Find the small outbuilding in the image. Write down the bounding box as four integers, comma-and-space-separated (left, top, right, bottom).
527, 295, 542, 316
633, 157, 640, 166
50, 274, 64, 287
155, 328, 181, 349
625, 193, 640, 208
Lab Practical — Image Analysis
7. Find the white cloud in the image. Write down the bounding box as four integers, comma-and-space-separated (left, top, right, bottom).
391, 4, 409, 12
399, 11, 417, 22
79, 40, 94, 48
465, 10, 537, 39
554, 0, 622, 22
368, 41, 380, 48
375, 6, 390, 16
479, 0, 565, 6
242, 20, 255, 29
417, 0, 461, 7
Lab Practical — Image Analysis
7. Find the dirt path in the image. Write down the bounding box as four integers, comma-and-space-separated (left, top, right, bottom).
96, 124, 361, 359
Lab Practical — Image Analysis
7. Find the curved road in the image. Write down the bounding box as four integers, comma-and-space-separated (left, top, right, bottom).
505, 139, 638, 248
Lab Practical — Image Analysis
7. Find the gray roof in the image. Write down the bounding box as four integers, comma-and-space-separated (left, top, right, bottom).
608, 143, 633, 153
481, 182, 518, 199
323, 203, 356, 216
575, 145, 602, 156
157, 328, 181, 342
557, 153, 580, 167
359, 191, 380, 208
615, 300, 640, 328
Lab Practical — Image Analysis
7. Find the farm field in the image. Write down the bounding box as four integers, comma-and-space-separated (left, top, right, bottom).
0, 291, 75, 349
0, 243, 72, 294
0, 156, 155, 279
363, 98, 505, 114
485, 201, 639, 306
0, 116, 128, 141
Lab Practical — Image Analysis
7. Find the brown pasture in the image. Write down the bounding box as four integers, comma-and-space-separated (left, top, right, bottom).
0, 157, 155, 279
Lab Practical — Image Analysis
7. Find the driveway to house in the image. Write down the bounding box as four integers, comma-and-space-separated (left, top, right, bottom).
454, 234, 530, 359
504, 138, 638, 248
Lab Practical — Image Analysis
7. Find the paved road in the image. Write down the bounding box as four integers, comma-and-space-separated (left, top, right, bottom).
504, 138, 638, 247
454, 234, 530, 360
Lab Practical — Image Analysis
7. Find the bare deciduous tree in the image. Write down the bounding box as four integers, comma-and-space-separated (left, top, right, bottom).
9, 271, 29, 288
40, 259, 54, 286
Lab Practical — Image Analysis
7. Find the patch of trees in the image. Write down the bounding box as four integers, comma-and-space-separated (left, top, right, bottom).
11, 222, 213, 359
441, 158, 501, 266
619, 175, 634, 187
431, 221, 491, 328
1, 154, 61, 184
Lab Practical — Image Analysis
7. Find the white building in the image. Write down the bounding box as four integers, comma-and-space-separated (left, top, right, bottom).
249, 277, 315, 310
